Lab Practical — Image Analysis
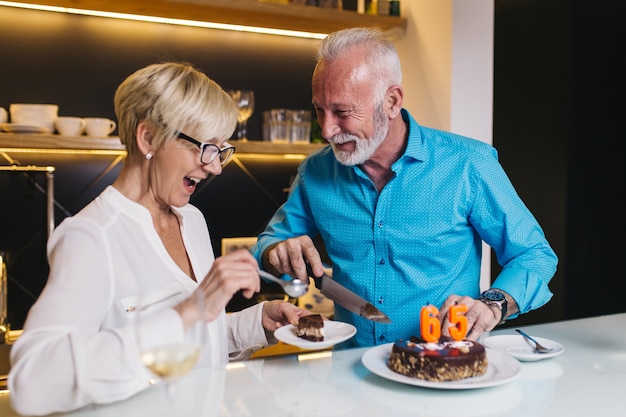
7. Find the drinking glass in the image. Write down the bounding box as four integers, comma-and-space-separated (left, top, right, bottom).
135, 291, 205, 399
228, 90, 255, 142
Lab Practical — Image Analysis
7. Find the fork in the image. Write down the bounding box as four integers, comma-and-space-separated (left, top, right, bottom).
515, 329, 553, 353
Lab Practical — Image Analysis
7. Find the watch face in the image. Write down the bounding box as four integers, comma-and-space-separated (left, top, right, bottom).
482, 290, 505, 302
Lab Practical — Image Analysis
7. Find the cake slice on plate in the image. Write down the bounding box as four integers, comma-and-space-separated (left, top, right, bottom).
296, 314, 324, 342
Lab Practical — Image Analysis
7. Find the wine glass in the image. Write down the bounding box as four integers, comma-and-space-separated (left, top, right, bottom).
228, 90, 255, 142
135, 291, 206, 399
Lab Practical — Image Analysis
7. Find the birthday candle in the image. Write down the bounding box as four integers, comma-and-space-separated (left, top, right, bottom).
449, 303, 468, 341
420, 305, 441, 343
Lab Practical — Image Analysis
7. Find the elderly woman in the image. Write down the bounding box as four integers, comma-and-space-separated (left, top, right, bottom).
9, 62, 308, 416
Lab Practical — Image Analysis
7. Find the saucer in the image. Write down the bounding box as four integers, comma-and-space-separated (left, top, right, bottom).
483, 334, 564, 361
1, 123, 52, 134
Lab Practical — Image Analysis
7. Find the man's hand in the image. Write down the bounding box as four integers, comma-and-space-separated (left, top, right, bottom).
262, 235, 324, 281
439, 295, 501, 341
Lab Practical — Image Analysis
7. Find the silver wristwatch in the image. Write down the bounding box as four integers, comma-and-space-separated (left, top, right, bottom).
480, 289, 508, 325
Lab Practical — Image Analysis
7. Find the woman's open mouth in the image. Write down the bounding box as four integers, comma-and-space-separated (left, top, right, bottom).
183, 176, 201, 192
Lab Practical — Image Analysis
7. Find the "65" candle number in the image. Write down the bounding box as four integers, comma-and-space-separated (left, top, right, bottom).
420, 303, 468, 343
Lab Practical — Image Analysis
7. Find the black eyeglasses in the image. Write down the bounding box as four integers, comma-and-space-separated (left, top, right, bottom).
176, 132, 236, 166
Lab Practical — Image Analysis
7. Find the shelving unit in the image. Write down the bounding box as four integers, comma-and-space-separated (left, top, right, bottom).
0, 133, 325, 155
8, 0, 407, 39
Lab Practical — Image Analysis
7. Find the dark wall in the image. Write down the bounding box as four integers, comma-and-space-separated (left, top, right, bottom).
0, 7, 319, 139
494, 0, 625, 324
565, 1, 625, 318
0, 152, 125, 328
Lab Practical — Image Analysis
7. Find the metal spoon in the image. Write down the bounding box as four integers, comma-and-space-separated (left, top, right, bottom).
515, 329, 553, 353
258, 270, 309, 298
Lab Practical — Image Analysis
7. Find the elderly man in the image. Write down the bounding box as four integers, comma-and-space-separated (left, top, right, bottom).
252, 27, 557, 347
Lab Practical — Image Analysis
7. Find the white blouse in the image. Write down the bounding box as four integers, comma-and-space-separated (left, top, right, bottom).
9, 186, 267, 416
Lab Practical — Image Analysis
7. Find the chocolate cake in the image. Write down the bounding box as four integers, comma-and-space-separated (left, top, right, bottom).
296, 314, 324, 342
387, 336, 488, 382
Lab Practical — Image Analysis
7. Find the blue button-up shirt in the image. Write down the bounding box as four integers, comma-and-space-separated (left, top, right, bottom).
252, 109, 557, 347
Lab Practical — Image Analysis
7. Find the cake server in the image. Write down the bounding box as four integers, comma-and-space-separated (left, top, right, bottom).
306, 265, 391, 324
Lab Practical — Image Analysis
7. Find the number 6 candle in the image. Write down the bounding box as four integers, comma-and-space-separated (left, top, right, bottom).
420, 305, 441, 343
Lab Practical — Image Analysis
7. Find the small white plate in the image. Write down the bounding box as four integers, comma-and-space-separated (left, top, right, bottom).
274, 320, 356, 349
362, 343, 522, 389
1, 122, 52, 134
483, 334, 564, 362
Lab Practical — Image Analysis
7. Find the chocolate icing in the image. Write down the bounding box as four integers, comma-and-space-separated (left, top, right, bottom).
387, 336, 488, 382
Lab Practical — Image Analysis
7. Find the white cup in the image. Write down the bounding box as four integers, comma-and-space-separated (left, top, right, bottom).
84, 118, 116, 137
55, 117, 85, 136
0, 107, 7, 124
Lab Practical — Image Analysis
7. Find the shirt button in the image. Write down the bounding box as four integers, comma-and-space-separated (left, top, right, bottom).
378, 296, 384, 304
379, 258, 385, 265
378, 335, 386, 342
378, 221, 383, 228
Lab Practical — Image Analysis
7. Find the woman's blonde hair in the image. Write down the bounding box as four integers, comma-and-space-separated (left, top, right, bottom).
114, 62, 238, 159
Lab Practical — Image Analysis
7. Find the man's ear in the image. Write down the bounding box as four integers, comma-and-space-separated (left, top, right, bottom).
386, 85, 404, 118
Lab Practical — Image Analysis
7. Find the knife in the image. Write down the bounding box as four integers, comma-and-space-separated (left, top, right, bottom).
306, 265, 391, 324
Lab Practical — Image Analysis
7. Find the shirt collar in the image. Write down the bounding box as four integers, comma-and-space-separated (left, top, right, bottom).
400, 108, 426, 162
104, 185, 184, 225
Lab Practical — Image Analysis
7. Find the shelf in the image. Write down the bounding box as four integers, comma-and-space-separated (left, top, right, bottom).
8, 0, 407, 39
0, 133, 126, 152
0, 133, 326, 155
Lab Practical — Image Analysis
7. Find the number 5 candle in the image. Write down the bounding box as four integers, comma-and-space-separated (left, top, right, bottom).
448, 302, 468, 341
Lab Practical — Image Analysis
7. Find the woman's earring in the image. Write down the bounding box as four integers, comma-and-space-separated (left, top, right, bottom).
145, 152, 153, 160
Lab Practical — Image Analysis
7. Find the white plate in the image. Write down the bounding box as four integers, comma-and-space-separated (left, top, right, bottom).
274, 320, 356, 349
1, 122, 52, 134
483, 334, 564, 361
361, 343, 521, 389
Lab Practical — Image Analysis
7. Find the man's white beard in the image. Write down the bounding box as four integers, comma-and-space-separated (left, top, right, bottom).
329, 108, 389, 166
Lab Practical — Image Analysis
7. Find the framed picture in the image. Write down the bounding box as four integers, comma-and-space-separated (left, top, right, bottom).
221, 237, 258, 256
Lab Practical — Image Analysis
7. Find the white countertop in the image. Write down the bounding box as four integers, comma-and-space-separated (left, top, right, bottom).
1, 313, 624, 416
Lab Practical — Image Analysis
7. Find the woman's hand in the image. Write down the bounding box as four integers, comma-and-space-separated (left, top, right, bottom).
174, 249, 260, 330
261, 300, 312, 332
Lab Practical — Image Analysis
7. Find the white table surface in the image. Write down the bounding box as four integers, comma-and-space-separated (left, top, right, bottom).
1, 313, 624, 416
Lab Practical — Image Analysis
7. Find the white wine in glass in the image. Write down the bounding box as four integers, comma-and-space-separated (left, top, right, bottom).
135, 291, 205, 398
139, 343, 200, 382
228, 90, 255, 142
